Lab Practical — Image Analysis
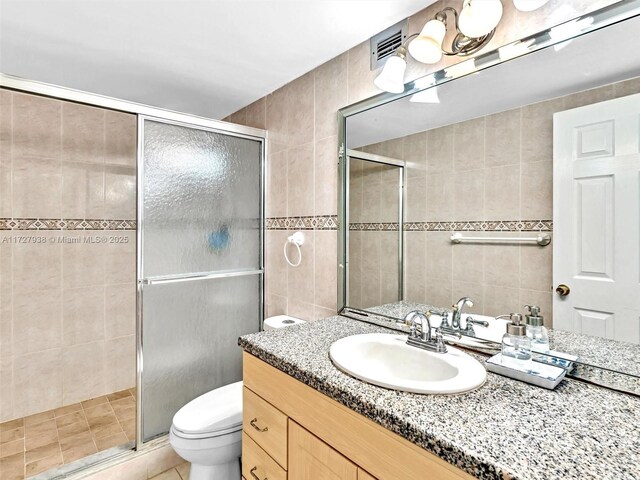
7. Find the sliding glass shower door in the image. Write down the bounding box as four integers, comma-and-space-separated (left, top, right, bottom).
138, 117, 263, 441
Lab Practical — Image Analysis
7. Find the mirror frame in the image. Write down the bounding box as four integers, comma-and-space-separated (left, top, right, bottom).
337, 0, 640, 313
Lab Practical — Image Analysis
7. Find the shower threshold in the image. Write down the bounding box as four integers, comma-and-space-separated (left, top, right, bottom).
29, 441, 135, 480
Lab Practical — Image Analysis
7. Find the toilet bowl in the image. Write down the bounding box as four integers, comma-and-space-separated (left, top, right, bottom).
169, 381, 243, 480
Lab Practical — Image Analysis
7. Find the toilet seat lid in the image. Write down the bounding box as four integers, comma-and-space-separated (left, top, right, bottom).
172, 381, 243, 435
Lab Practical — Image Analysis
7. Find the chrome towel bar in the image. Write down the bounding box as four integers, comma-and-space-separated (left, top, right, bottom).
450, 232, 551, 246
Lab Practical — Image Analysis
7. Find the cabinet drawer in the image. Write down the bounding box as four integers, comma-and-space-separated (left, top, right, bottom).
243, 387, 288, 467
242, 432, 287, 480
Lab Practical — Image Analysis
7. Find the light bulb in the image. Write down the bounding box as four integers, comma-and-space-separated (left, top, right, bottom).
374, 55, 407, 93
458, 0, 503, 38
513, 0, 549, 12
410, 87, 440, 104
408, 19, 446, 64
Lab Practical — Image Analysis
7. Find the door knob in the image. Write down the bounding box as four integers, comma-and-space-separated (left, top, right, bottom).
555, 284, 570, 297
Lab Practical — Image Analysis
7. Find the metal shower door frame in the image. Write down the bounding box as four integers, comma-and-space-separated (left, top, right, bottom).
344, 150, 405, 306
135, 114, 266, 447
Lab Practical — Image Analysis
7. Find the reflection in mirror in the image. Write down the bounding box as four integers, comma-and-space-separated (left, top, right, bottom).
347, 152, 403, 309
340, 9, 640, 394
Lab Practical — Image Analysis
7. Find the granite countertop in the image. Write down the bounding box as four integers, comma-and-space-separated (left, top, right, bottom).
239, 316, 640, 480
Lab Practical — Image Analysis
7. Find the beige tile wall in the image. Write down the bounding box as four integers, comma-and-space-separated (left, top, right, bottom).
354, 77, 640, 324
226, 0, 620, 322
0, 89, 137, 422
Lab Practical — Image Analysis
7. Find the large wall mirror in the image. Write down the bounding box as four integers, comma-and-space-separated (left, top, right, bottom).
338, 0, 640, 394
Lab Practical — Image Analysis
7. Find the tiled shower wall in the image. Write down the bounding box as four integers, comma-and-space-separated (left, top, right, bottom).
348, 158, 401, 309
0, 89, 137, 422
357, 77, 640, 325
225, 0, 618, 322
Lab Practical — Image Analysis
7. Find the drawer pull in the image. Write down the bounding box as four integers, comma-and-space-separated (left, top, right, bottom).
250, 418, 269, 432
250, 466, 267, 480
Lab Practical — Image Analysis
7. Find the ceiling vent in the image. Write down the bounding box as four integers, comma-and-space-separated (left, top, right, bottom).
370, 19, 408, 70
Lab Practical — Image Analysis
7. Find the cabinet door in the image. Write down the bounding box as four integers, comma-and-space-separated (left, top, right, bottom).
357, 469, 377, 480
289, 421, 357, 480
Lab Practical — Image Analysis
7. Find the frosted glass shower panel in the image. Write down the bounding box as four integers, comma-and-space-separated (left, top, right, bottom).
142, 120, 262, 277
141, 274, 261, 441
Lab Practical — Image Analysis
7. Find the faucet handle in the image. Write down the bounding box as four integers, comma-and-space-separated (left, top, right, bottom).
466, 317, 489, 328
433, 328, 449, 353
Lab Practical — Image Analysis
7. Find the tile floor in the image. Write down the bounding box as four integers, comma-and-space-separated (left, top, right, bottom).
150, 462, 190, 480
0, 388, 136, 479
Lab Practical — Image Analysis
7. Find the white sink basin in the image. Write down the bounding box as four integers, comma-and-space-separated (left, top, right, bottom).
329, 333, 487, 394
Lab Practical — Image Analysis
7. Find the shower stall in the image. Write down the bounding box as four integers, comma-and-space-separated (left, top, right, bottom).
0, 74, 264, 479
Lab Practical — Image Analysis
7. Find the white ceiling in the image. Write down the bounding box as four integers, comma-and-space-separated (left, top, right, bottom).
0, 0, 432, 119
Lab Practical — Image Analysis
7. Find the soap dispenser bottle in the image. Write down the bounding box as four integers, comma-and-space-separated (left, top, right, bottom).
524, 304, 549, 353
501, 313, 532, 371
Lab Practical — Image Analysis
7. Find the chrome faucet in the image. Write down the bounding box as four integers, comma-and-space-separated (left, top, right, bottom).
452, 297, 474, 328
401, 310, 449, 353
403, 311, 432, 342
435, 297, 490, 337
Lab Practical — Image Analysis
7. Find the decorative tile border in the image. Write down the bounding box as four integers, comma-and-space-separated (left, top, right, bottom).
349, 220, 553, 232
0, 218, 137, 231
349, 222, 400, 231
266, 215, 338, 230
266, 217, 552, 232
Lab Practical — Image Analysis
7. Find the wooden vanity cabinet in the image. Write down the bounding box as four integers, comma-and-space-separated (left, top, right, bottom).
289, 421, 358, 479
357, 470, 377, 480
242, 352, 474, 480
243, 387, 288, 467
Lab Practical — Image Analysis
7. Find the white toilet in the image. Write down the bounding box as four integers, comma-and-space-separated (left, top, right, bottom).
170, 317, 304, 479
169, 381, 243, 480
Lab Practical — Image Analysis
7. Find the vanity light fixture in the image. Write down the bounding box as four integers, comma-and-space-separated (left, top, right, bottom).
408, 19, 447, 64
374, 0, 551, 93
458, 0, 503, 38
409, 0, 503, 66
373, 45, 409, 93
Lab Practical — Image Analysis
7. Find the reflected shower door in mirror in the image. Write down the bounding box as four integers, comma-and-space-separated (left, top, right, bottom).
338, 3, 640, 393
347, 152, 404, 309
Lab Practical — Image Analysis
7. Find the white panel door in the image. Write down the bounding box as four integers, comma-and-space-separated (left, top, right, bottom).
553, 93, 640, 343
